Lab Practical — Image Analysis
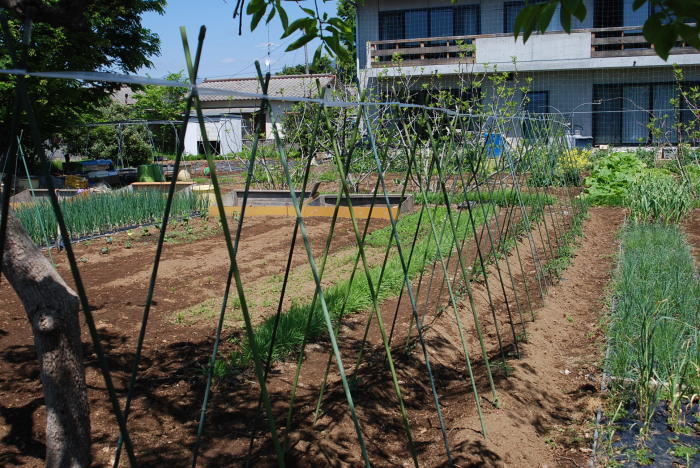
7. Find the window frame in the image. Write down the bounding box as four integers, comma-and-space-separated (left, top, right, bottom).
378, 4, 481, 41
525, 90, 550, 114
593, 81, 699, 145
503, 1, 525, 34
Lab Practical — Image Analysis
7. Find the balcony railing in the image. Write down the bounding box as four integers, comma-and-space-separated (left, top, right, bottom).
590, 25, 696, 57
368, 26, 698, 68
368, 35, 477, 68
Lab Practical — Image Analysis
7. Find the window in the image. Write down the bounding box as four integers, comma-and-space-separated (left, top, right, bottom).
379, 11, 403, 41
679, 83, 700, 143
430, 8, 454, 37
653, 84, 676, 143
622, 85, 650, 144
504, 1, 525, 34
405, 9, 428, 39
526, 91, 549, 114
594, 0, 622, 28
455, 5, 480, 36
593, 83, 694, 145
593, 85, 622, 144
242, 112, 266, 140
378, 5, 480, 41
523, 91, 549, 139
623, 0, 649, 27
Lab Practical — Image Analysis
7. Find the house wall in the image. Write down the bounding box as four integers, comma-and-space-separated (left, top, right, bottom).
365, 65, 700, 142
357, 0, 595, 69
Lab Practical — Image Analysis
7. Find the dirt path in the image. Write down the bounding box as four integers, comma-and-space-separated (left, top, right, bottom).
447, 207, 624, 466
682, 208, 700, 265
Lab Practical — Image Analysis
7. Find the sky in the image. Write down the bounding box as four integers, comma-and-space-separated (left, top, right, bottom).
139, 0, 336, 80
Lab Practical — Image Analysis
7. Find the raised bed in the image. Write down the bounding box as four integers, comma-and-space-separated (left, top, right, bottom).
212, 189, 414, 220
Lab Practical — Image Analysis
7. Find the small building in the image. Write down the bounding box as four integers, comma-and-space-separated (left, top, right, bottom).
183, 113, 243, 156
183, 74, 336, 156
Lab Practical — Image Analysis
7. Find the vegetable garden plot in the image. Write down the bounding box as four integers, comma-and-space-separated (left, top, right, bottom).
598, 223, 699, 467
14, 189, 208, 246
0, 30, 595, 467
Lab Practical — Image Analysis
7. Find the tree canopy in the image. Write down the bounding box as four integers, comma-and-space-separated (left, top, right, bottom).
277, 55, 335, 75
0, 0, 166, 154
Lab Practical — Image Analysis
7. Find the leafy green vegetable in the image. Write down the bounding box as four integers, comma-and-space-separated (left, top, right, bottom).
584, 152, 647, 205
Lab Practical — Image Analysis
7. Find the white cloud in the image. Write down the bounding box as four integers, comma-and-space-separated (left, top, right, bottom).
219, 57, 237, 64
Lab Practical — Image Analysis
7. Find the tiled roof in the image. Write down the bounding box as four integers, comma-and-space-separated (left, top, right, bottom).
111, 85, 137, 105
199, 74, 335, 102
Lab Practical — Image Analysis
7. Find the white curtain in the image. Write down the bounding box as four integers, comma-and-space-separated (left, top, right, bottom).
622, 85, 650, 144
653, 84, 677, 143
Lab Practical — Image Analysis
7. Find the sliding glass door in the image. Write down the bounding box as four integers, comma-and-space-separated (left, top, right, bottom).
622, 85, 650, 144
593, 83, 685, 145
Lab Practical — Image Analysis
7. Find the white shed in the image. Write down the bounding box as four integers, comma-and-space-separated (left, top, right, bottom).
184, 113, 243, 156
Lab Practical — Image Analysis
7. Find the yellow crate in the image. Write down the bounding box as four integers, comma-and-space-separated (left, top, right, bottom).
65, 175, 88, 189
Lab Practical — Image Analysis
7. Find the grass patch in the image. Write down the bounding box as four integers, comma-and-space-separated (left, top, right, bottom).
413, 188, 555, 208
317, 167, 339, 183
606, 223, 699, 425
542, 203, 588, 278
228, 205, 492, 367
193, 175, 239, 185
173, 297, 243, 327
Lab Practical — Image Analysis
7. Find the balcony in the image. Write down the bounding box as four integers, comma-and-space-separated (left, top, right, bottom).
369, 36, 477, 68
590, 26, 697, 57
367, 26, 698, 68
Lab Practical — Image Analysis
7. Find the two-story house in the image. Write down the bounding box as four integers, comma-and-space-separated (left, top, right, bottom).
356, 0, 700, 146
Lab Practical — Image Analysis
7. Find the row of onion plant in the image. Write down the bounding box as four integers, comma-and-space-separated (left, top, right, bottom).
606, 223, 699, 427
14, 189, 209, 245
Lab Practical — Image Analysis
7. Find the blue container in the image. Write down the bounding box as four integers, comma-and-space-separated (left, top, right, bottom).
574, 136, 594, 149
484, 133, 503, 158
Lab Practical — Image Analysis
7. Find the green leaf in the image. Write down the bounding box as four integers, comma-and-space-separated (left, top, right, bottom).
281, 17, 314, 38
250, 6, 266, 31
644, 18, 676, 60
265, 6, 276, 24
324, 34, 348, 61
537, 2, 558, 32
286, 33, 316, 52
560, 6, 572, 31
313, 45, 323, 64
277, 4, 289, 30
245, 0, 265, 15
514, 5, 541, 40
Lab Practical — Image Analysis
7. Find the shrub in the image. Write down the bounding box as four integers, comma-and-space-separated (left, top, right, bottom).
627, 170, 692, 224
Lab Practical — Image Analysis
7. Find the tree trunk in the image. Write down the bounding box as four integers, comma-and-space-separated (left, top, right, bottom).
1, 211, 90, 468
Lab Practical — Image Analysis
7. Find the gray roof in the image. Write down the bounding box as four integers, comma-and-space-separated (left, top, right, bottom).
111, 85, 137, 105
199, 74, 335, 102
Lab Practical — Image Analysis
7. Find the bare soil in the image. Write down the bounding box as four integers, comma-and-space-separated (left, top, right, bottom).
682, 207, 700, 265
0, 204, 624, 467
